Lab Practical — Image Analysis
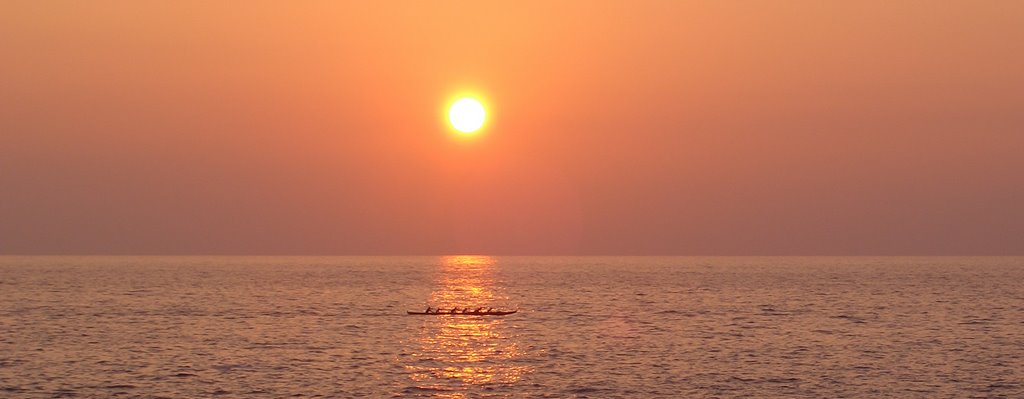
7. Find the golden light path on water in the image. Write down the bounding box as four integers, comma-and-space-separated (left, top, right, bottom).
404, 256, 530, 397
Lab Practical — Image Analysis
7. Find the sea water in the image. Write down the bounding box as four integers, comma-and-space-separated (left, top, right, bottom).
1, 256, 1022, 398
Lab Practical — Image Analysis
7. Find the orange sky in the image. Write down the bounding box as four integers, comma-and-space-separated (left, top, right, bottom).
2, 2, 1023, 254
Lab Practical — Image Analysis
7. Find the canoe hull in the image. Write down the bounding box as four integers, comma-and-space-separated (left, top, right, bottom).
407, 310, 518, 316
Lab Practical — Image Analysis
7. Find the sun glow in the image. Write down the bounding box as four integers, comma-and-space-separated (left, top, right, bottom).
448, 97, 486, 134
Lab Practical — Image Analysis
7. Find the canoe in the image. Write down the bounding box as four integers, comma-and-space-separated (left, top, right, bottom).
407, 310, 518, 316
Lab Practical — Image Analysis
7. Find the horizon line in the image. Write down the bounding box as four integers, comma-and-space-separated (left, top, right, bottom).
2, 254, 1022, 257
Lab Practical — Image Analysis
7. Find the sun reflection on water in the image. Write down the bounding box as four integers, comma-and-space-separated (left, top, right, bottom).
403, 256, 530, 396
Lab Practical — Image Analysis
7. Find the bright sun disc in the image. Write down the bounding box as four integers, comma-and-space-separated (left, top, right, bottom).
449, 98, 486, 133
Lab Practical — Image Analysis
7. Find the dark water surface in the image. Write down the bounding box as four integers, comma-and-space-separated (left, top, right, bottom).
1, 256, 1022, 398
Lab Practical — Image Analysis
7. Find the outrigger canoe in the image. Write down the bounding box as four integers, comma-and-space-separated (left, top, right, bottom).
407, 310, 518, 316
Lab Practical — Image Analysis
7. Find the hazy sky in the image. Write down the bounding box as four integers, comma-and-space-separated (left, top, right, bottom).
2, 2, 1023, 255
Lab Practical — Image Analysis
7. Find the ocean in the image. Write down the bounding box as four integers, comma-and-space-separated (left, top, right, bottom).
1, 256, 1022, 398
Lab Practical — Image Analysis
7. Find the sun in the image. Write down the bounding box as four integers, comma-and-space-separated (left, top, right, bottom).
448, 97, 486, 134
